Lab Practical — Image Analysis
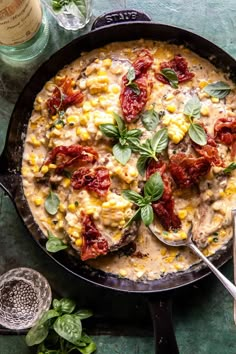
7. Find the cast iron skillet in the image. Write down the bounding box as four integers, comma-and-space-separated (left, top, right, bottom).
0, 10, 236, 353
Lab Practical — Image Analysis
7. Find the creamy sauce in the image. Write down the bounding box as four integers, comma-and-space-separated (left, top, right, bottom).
22, 40, 236, 281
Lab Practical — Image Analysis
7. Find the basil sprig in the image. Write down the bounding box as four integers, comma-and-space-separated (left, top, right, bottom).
125, 67, 141, 95
52, 0, 88, 17
99, 112, 142, 165
183, 96, 207, 146
140, 105, 160, 131
129, 128, 168, 176
26, 297, 96, 353
45, 191, 60, 215
122, 172, 164, 226
203, 81, 231, 99
46, 230, 68, 253
223, 162, 236, 174
160, 68, 179, 89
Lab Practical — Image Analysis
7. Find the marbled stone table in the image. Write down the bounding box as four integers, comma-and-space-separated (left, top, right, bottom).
1, 1, 236, 353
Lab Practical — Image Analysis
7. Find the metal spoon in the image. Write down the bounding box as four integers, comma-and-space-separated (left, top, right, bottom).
147, 209, 236, 299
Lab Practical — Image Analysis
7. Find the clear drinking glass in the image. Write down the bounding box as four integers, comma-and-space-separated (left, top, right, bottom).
0, 268, 52, 330
43, 0, 93, 31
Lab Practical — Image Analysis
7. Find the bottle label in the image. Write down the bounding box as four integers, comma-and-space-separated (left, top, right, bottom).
0, 0, 42, 46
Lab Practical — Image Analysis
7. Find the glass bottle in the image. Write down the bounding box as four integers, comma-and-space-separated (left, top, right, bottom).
0, 0, 49, 62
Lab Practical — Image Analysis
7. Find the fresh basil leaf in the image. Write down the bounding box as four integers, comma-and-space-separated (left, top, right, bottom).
26, 324, 48, 346
160, 68, 179, 89
53, 299, 61, 312
137, 156, 149, 176
37, 309, 59, 326
122, 190, 144, 205
183, 96, 201, 119
119, 137, 127, 146
189, 123, 207, 146
53, 314, 82, 346
203, 81, 231, 99
140, 107, 160, 131
113, 143, 131, 165
144, 172, 164, 201
141, 204, 154, 226
125, 129, 142, 139
128, 82, 140, 95
113, 112, 126, 133
151, 128, 168, 153
73, 0, 87, 17
99, 124, 120, 138
223, 162, 236, 174
124, 208, 141, 228
77, 341, 97, 353
126, 66, 136, 84
45, 191, 60, 215
59, 298, 76, 314
75, 309, 93, 320
46, 231, 68, 253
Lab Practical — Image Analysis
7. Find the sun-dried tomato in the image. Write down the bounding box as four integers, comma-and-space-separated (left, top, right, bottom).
214, 117, 236, 158
47, 77, 84, 115
80, 212, 108, 261
45, 144, 98, 172
146, 159, 181, 231
192, 130, 223, 167
155, 54, 194, 85
169, 153, 211, 188
120, 49, 153, 123
71, 166, 111, 197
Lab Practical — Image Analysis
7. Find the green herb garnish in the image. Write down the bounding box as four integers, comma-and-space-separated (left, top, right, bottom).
46, 231, 68, 253
122, 172, 164, 226
183, 96, 207, 146
160, 68, 179, 89
99, 112, 142, 165
52, 0, 87, 17
203, 81, 231, 99
129, 128, 168, 176
26, 297, 96, 353
45, 191, 60, 215
125, 67, 140, 95
223, 162, 236, 174
140, 105, 160, 131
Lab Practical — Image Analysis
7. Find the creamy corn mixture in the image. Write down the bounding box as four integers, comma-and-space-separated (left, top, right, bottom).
22, 40, 236, 281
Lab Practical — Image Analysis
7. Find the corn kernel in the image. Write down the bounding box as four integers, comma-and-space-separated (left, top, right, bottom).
111, 85, 120, 94
119, 220, 126, 226
219, 229, 226, 237
178, 210, 187, 220
57, 220, 64, 229
62, 178, 71, 188
198, 80, 208, 89
165, 94, 174, 101
76, 127, 81, 136
75, 238, 83, 247
59, 203, 66, 213
33, 197, 43, 206
119, 269, 127, 277
166, 105, 176, 113
200, 105, 209, 116
211, 97, 219, 103
80, 131, 90, 141
68, 204, 76, 212
90, 99, 98, 107
103, 58, 112, 68
67, 115, 79, 125
208, 236, 213, 243
83, 101, 92, 112
49, 163, 57, 169
178, 231, 187, 240
30, 135, 41, 147
32, 166, 39, 173
41, 165, 49, 174
160, 248, 167, 256
97, 70, 107, 76
175, 264, 184, 271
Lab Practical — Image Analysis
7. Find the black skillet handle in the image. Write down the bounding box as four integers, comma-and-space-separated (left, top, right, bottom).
91, 10, 151, 30
147, 295, 179, 354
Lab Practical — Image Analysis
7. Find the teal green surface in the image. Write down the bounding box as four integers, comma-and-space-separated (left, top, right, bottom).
1, 1, 236, 353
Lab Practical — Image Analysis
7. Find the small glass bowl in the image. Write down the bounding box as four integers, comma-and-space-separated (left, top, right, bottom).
0, 268, 52, 330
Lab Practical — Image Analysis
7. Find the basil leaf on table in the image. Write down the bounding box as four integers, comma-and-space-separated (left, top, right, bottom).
223, 162, 236, 174
53, 314, 82, 345
37, 309, 60, 326
140, 106, 160, 131
113, 143, 131, 165
45, 191, 60, 215
203, 81, 231, 99
183, 95, 201, 119
160, 68, 179, 88
59, 298, 76, 314
75, 309, 93, 320
46, 231, 68, 253
25, 324, 48, 346
188, 123, 207, 146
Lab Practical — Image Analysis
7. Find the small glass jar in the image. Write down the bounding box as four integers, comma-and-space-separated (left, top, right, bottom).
43, 0, 93, 31
0, 268, 52, 330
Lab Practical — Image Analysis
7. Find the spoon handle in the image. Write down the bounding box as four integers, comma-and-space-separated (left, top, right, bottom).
188, 241, 236, 300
